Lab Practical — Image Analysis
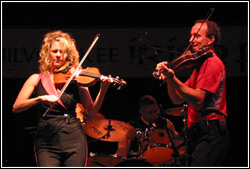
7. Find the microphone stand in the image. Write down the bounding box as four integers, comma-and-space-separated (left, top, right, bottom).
157, 109, 179, 165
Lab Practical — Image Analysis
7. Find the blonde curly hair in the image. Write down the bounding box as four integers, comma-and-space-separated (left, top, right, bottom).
39, 30, 80, 74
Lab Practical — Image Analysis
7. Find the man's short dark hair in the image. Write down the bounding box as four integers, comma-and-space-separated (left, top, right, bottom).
139, 95, 157, 108
195, 19, 221, 46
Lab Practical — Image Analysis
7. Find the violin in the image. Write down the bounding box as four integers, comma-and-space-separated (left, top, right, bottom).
153, 46, 213, 78
54, 64, 127, 90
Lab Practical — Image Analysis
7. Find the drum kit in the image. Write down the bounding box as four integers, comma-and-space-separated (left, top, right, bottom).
83, 105, 188, 167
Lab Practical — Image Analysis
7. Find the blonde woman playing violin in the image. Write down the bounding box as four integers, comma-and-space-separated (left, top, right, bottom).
13, 30, 112, 167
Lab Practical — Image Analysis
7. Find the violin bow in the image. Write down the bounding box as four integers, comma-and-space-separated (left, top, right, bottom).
183, 8, 215, 54
43, 34, 100, 117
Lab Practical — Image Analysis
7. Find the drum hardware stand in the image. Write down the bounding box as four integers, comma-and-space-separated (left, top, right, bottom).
88, 119, 114, 143
166, 128, 180, 166
138, 129, 145, 156
129, 129, 143, 157
182, 104, 189, 166
140, 128, 151, 155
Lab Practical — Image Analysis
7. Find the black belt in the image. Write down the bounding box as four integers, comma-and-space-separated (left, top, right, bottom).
203, 109, 227, 119
42, 113, 76, 119
46, 114, 75, 117
42, 113, 77, 124
200, 118, 227, 133
43, 110, 76, 117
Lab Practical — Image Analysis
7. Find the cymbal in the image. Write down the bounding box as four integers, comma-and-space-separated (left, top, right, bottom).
164, 107, 185, 116
84, 119, 136, 142
81, 113, 106, 128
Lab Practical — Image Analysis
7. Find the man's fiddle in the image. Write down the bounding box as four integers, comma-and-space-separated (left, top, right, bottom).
152, 46, 213, 78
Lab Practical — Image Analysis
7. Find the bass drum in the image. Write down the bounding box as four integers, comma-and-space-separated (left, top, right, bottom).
115, 158, 153, 167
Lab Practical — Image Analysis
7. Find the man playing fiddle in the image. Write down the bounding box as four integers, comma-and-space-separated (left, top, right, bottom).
155, 20, 229, 166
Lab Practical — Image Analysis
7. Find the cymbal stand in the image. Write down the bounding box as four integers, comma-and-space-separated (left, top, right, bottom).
182, 104, 189, 166
88, 119, 114, 143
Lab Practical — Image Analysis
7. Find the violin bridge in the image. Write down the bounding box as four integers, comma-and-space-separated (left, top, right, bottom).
75, 70, 81, 77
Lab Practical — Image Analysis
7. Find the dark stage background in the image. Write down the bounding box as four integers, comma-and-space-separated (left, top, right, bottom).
2, 2, 249, 167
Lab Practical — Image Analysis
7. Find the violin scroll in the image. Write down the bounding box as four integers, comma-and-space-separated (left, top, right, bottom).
98, 74, 127, 90
108, 75, 127, 90
152, 70, 161, 79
